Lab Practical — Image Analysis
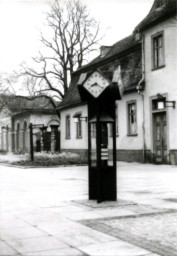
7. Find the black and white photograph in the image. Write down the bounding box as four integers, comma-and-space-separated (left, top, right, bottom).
0, 0, 177, 255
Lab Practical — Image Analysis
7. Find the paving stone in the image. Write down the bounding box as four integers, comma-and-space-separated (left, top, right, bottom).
104, 212, 177, 253
25, 247, 86, 255
16, 212, 63, 225
0, 240, 18, 255
74, 199, 135, 208
56, 229, 116, 247
0, 226, 48, 240
52, 205, 88, 213
38, 221, 91, 236
147, 254, 161, 256
86, 211, 177, 256
78, 239, 151, 256
95, 208, 136, 217
0, 217, 26, 230
6, 236, 68, 254
63, 210, 104, 221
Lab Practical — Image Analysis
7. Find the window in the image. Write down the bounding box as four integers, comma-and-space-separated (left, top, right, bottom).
76, 113, 82, 138
65, 115, 70, 139
152, 32, 164, 69
127, 102, 137, 135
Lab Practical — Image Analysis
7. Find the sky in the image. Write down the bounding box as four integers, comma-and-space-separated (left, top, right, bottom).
0, 0, 154, 73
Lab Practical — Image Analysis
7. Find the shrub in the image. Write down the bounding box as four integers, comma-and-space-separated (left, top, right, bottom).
8, 151, 87, 166
0, 153, 28, 163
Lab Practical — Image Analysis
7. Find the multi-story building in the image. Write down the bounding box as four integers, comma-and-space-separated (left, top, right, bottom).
58, 0, 177, 164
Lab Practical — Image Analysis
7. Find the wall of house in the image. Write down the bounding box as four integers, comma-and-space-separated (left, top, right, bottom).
29, 114, 60, 130
13, 113, 60, 153
143, 17, 177, 164
60, 104, 88, 158
116, 92, 144, 162
60, 92, 144, 162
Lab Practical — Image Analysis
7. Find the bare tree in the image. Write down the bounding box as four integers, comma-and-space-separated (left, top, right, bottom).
21, 0, 103, 102
0, 73, 17, 94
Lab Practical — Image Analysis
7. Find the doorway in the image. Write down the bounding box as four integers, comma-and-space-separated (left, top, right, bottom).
153, 112, 167, 163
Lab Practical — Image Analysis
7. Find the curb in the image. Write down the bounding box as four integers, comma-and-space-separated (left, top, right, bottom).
0, 162, 88, 169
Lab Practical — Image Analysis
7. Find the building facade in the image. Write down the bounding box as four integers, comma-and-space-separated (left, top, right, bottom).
0, 95, 60, 154
59, 0, 177, 164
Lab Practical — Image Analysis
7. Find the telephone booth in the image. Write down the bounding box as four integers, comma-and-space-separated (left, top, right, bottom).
78, 69, 122, 203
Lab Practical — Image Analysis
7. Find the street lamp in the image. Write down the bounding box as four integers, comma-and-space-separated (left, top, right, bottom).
73, 113, 87, 123
156, 94, 176, 109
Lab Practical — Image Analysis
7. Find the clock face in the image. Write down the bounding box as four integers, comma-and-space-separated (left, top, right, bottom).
83, 71, 109, 98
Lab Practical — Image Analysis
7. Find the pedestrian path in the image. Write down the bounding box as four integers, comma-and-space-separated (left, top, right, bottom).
1, 198, 176, 255
0, 163, 177, 255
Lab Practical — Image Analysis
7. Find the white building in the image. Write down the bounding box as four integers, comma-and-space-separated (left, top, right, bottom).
0, 95, 60, 153
58, 0, 177, 164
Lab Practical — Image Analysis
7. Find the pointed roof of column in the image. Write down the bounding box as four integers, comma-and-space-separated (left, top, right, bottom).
134, 0, 177, 32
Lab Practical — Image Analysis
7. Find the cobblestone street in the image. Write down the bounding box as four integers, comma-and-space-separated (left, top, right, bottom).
0, 162, 177, 255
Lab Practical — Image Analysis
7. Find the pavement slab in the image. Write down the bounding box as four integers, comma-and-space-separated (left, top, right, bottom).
25, 247, 87, 256
78, 239, 151, 256
0, 225, 48, 240
15, 211, 63, 225
37, 220, 92, 236
0, 216, 26, 230
56, 229, 117, 247
0, 240, 19, 256
6, 236, 69, 254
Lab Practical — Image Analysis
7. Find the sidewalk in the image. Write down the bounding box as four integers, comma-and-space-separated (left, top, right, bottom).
0, 162, 177, 256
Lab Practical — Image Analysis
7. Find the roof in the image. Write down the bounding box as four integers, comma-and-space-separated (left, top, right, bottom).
75, 35, 140, 73
58, 76, 85, 110
134, 0, 177, 32
59, 36, 142, 110
11, 109, 57, 118
0, 94, 57, 113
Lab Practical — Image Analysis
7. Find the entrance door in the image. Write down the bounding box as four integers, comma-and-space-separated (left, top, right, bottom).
153, 112, 167, 163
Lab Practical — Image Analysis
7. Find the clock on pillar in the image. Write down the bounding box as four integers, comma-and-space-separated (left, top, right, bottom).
78, 69, 122, 203
83, 71, 110, 98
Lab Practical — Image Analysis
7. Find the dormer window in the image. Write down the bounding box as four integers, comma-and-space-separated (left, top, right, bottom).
100, 46, 111, 57
156, 0, 165, 8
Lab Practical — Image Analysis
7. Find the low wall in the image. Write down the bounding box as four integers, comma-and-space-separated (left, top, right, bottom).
60, 148, 177, 165
116, 150, 144, 163
60, 149, 88, 160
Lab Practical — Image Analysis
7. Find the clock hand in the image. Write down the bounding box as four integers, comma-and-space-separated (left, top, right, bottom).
91, 83, 104, 88
91, 83, 98, 87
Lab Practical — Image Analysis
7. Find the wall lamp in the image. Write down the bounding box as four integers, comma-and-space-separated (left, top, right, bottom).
73, 113, 87, 123
157, 94, 176, 109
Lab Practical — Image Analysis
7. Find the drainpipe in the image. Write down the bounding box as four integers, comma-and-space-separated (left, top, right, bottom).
136, 33, 146, 163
